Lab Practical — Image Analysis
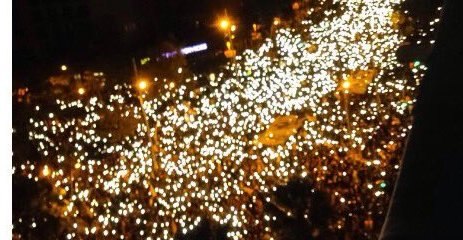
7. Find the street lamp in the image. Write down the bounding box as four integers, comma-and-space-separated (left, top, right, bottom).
77, 87, 86, 95
219, 18, 230, 31
217, 14, 237, 58
137, 79, 148, 91
136, 79, 149, 92
134, 78, 159, 170
342, 80, 351, 91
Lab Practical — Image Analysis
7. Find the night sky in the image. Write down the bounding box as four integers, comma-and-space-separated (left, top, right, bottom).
13, 0, 292, 88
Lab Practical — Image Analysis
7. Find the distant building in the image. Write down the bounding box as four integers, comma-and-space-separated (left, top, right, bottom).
13, 87, 30, 104
48, 70, 106, 96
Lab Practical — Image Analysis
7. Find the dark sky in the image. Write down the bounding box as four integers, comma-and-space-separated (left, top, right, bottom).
13, 0, 291, 87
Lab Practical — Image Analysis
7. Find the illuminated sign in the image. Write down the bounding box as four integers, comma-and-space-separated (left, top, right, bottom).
180, 43, 208, 55
161, 43, 208, 58
162, 51, 177, 58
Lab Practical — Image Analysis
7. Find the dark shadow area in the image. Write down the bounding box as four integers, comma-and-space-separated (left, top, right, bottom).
381, 0, 463, 238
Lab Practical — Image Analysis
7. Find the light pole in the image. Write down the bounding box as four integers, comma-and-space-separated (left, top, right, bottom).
341, 80, 352, 132
217, 12, 237, 59
135, 79, 160, 170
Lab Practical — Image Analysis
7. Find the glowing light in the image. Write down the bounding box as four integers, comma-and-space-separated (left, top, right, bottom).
180, 43, 208, 55
42, 165, 50, 177
137, 80, 148, 91
342, 81, 351, 90
78, 87, 86, 95
19, 1, 440, 239
219, 18, 230, 30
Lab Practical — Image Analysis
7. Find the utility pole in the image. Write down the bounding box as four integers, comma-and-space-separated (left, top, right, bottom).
132, 57, 138, 78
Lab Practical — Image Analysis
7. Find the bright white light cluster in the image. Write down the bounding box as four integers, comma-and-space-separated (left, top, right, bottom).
23, 0, 437, 239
